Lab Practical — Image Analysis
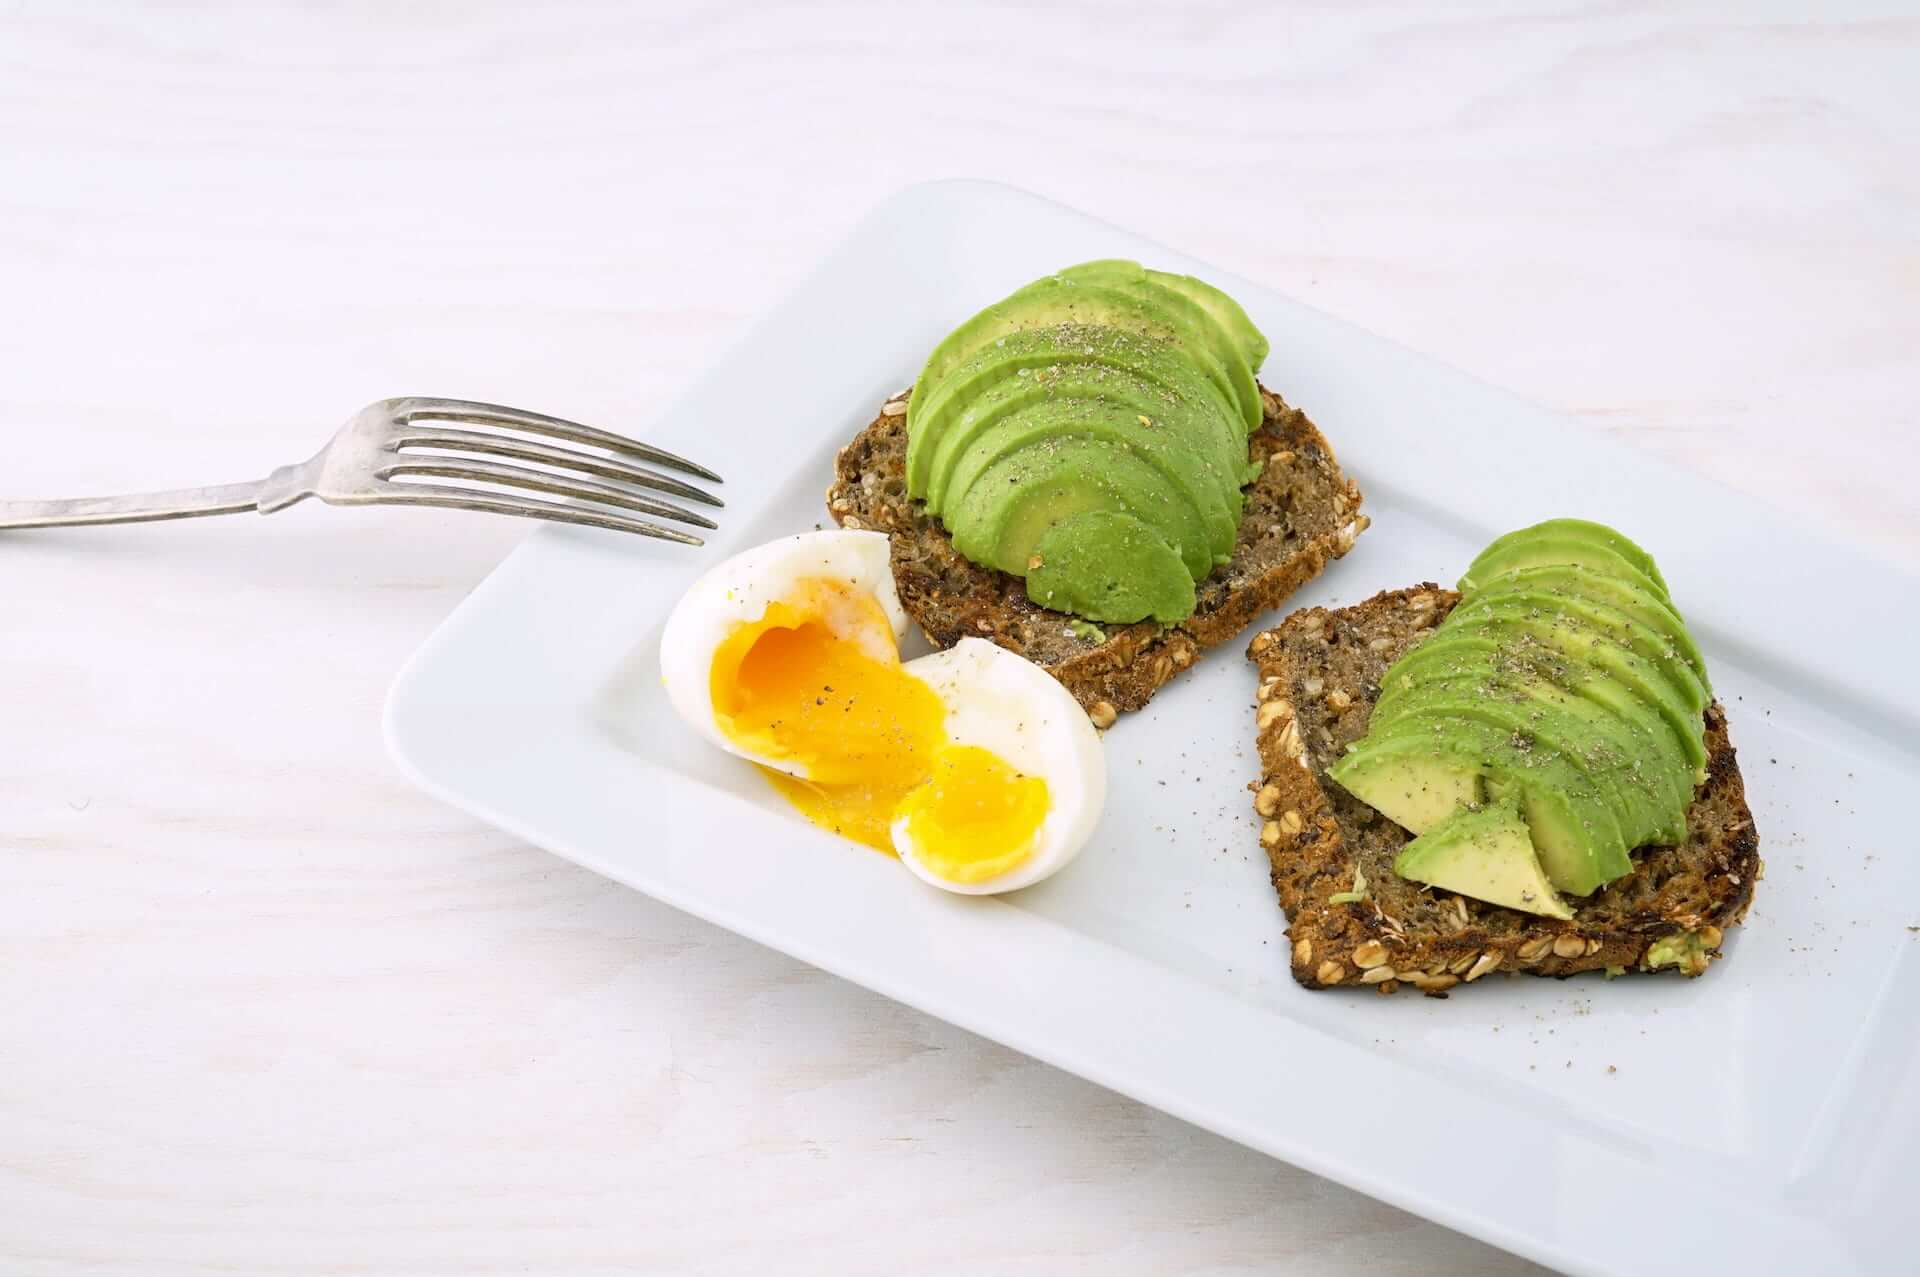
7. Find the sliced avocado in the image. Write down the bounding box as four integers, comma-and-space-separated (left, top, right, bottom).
924, 380, 1240, 564
919, 340, 1243, 514
1389, 611, 1707, 782
907, 278, 1185, 441
1442, 600, 1707, 783
1146, 267, 1269, 369
1325, 740, 1484, 833
1486, 778, 1628, 899
1384, 647, 1693, 823
1373, 631, 1502, 689
1377, 624, 1695, 824
1460, 522, 1671, 603
1333, 716, 1629, 895
1373, 670, 1689, 848
1056, 261, 1269, 370
1050, 262, 1263, 430
920, 271, 1255, 435
1447, 589, 1709, 714
1382, 627, 1703, 768
1394, 802, 1573, 920
905, 322, 1243, 500
1338, 517, 1709, 900
1566, 665, 1707, 784
1026, 511, 1194, 623
947, 433, 1211, 581
901, 261, 1273, 627
1368, 685, 1672, 852
1464, 563, 1709, 691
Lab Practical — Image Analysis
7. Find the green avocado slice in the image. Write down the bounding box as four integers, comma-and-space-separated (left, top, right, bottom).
1443, 602, 1712, 783
947, 434, 1211, 582
907, 271, 1256, 445
1378, 626, 1695, 812
1330, 716, 1630, 896
1440, 601, 1708, 784
1463, 563, 1708, 686
922, 376, 1241, 562
1447, 589, 1709, 713
1379, 629, 1708, 789
1460, 521, 1671, 603
1025, 511, 1195, 624
917, 332, 1244, 512
1394, 801, 1573, 920
1146, 268, 1269, 369
933, 395, 1235, 568
905, 323, 1244, 501
1373, 669, 1690, 848
1056, 261, 1269, 369
1053, 261, 1264, 429
1565, 664, 1708, 786
909, 280, 1182, 433
1325, 741, 1484, 834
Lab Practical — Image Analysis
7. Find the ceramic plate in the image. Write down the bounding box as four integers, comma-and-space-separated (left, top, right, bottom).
386, 181, 1920, 1276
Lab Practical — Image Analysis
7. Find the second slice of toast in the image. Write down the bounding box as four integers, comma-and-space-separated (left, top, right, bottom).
1247, 587, 1760, 995
828, 386, 1368, 722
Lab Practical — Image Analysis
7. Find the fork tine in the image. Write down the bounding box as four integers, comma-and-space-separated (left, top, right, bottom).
378, 456, 719, 530
389, 426, 723, 508
377, 487, 704, 546
393, 398, 723, 484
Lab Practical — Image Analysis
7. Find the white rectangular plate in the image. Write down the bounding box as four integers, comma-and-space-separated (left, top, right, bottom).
386, 181, 1920, 1277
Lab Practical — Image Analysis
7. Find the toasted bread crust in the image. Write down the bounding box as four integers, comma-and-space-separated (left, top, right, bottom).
828, 386, 1367, 718
1247, 587, 1760, 995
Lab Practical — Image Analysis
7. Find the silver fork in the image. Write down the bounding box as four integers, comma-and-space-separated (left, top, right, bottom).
0, 397, 722, 545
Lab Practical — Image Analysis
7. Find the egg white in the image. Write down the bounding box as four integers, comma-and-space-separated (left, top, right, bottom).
658, 528, 907, 777
890, 638, 1108, 895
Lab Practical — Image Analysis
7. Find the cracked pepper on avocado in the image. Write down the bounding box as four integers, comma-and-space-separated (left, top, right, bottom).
660, 260, 1757, 987
904, 259, 1271, 625
1250, 520, 1758, 995
1336, 519, 1712, 912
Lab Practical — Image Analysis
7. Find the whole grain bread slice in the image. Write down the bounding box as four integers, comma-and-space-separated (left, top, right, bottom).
1247, 587, 1760, 995
827, 386, 1367, 722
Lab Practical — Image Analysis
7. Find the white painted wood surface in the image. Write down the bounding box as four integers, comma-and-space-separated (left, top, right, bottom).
3, 4, 1914, 1273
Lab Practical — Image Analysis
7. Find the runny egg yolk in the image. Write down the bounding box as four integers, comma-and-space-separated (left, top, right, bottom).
708, 579, 1049, 876
896, 745, 1050, 884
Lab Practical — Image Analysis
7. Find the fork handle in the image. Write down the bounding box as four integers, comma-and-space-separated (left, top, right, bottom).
0, 478, 277, 530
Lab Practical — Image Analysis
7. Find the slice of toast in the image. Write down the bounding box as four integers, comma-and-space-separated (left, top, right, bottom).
1247, 586, 1760, 995
828, 386, 1367, 722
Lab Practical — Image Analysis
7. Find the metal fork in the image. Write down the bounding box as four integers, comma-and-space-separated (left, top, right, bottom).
0, 397, 722, 545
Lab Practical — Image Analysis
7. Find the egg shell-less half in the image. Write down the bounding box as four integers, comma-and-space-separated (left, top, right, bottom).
890, 638, 1108, 895
658, 528, 908, 778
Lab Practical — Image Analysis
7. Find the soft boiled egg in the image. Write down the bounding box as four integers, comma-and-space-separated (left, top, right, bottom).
659, 529, 1106, 894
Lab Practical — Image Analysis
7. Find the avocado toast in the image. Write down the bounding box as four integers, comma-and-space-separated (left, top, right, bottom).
830, 383, 1366, 721
1248, 584, 1759, 994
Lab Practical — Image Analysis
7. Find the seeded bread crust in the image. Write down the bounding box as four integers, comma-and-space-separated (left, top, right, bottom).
828, 386, 1367, 721
1246, 587, 1760, 996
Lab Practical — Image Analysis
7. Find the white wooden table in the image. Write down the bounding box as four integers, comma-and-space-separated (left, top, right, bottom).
4, 5, 1914, 1273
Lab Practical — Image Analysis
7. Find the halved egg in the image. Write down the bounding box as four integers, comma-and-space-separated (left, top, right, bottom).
659, 529, 1106, 893
888, 639, 1104, 894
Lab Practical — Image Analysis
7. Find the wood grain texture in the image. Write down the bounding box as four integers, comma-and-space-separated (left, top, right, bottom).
1, 2, 1914, 1273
